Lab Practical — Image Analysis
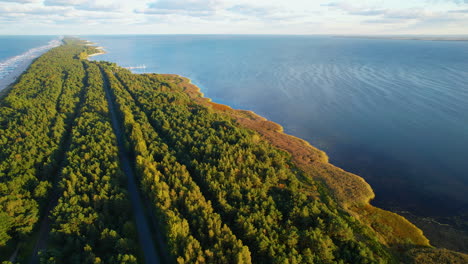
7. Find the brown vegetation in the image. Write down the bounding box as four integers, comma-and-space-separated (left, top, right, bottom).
170, 74, 375, 207
162, 74, 468, 262
352, 204, 429, 247
407, 248, 468, 264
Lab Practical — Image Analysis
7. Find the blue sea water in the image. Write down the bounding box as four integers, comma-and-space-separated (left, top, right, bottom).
0, 36, 55, 60
0, 36, 60, 81
90, 35, 468, 220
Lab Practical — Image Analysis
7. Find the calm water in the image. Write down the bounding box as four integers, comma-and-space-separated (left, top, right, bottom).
87, 35, 468, 221
0, 36, 60, 80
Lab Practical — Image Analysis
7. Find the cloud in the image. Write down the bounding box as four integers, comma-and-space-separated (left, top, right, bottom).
225, 4, 310, 23
349, 9, 387, 16
0, 1, 128, 26
135, 8, 214, 17
44, 0, 121, 12
385, 9, 429, 19
1, 0, 467, 35
359, 9, 454, 25
320, 0, 468, 34
0, 0, 39, 3
44, 0, 87, 5
0, 5, 71, 15
397, 11, 465, 33
324, 2, 430, 21
320, 2, 338, 7
427, 0, 468, 4
322, 2, 387, 16
449, 9, 468, 12
137, 0, 221, 17
363, 18, 405, 24
76, 2, 121, 12
321, 2, 389, 16
227, 4, 275, 17
148, 0, 220, 11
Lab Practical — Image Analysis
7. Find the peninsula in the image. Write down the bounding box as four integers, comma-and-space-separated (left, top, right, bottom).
0, 38, 466, 264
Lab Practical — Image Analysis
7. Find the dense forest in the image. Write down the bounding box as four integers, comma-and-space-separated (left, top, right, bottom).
0, 38, 466, 264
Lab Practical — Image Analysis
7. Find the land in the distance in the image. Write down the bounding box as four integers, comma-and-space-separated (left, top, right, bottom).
0, 37, 467, 264
336, 35, 468, 41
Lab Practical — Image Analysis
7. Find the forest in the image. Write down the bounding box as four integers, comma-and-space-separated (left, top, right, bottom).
0, 38, 466, 264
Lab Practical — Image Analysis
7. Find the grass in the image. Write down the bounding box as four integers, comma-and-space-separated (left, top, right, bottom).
351, 204, 429, 247
406, 248, 468, 264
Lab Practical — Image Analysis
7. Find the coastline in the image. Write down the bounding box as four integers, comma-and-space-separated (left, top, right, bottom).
172, 74, 468, 253
170, 74, 375, 203
87, 46, 106, 57
84, 40, 98, 46
87, 44, 465, 253
0, 57, 33, 94
335, 35, 468, 41
0, 38, 62, 93
2, 38, 466, 261
88, 51, 106, 57
158, 73, 434, 247
137, 73, 387, 207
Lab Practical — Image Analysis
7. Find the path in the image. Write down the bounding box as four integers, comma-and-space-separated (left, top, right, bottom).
100, 67, 162, 264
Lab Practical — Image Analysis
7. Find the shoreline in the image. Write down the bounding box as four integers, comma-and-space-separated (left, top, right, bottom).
335, 35, 468, 41
169, 74, 373, 201
170, 74, 468, 253
0, 57, 34, 94
84, 42, 464, 252
0, 38, 62, 93
88, 51, 106, 57
1, 38, 466, 260
161, 73, 460, 248
87, 46, 106, 57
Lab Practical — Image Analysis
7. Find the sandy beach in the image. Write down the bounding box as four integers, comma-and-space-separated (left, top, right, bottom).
0, 56, 36, 93
0, 38, 62, 93
87, 47, 106, 57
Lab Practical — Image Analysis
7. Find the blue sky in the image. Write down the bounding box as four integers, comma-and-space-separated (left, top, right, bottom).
0, 0, 467, 35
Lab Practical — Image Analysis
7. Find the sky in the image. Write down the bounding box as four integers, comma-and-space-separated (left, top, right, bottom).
0, 0, 467, 35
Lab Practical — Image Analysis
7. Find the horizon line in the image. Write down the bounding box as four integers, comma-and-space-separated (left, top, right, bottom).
1, 33, 468, 37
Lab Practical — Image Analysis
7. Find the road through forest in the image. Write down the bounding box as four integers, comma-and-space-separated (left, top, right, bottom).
101, 67, 162, 264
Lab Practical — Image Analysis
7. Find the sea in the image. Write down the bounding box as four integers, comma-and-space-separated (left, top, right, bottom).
3, 35, 468, 245
0, 36, 61, 81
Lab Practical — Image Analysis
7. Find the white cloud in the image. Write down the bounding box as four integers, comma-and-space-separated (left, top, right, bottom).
44, 0, 88, 5
0, 0, 467, 34
137, 0, 221, 17
44, 0, 122, 12
0, 5, 72, 15
226, 4, 278, 18
449, 8, 468, 12
147, 0, 221, 11
0, 0, 39, 3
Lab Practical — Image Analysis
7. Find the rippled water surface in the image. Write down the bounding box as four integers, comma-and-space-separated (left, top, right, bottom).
88, 35, 468, 220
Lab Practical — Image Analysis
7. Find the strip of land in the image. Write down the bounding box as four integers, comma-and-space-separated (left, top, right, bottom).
1, 37, 467, 264
336, 35, 468, 41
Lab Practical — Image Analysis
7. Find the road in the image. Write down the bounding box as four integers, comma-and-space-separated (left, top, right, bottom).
101, 67, 162, 264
